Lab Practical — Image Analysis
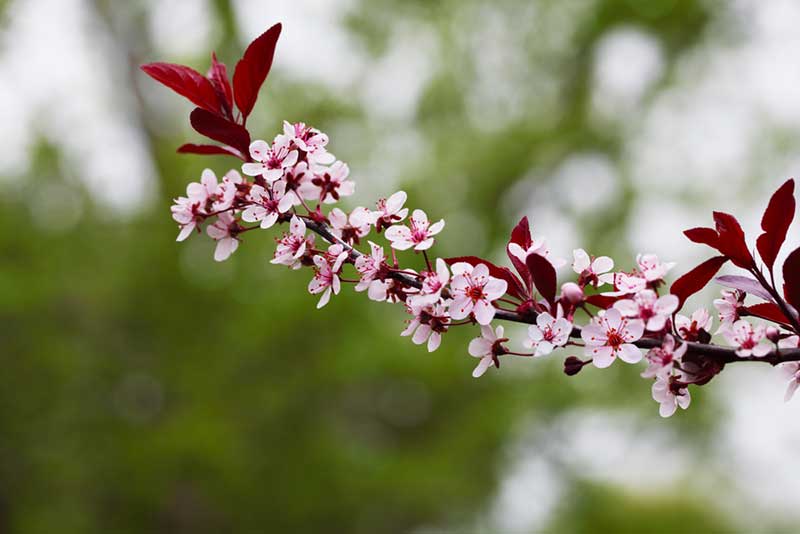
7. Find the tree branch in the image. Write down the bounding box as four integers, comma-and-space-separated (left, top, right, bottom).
303, 218, 800, 367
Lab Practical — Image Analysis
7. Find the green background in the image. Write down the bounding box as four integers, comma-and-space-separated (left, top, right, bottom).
1, 0, 798, 532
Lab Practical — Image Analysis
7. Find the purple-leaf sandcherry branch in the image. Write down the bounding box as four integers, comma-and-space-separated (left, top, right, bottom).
143, 22, 800, 418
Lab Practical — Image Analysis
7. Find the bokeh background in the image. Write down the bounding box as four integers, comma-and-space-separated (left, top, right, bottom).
2, 0, 800, 532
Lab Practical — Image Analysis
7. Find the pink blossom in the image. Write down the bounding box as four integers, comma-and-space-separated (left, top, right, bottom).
560, 282, 584, 304
272, 216, 314, 269
308, 244, 348, 309
675, 308, 713, 341
572, 248, 614, 287
636, 253, 675, 283
171, 169, 237, 240
468, 325, 506, 378
779, 335, 800, 350
523, 309, 572, 356
282, 162, 315, 205
652, 374, 691, 417
372, 191, 409, 232
508, 237, 566, 269
309, 161, 355, 203
366, 279, 392, 302
642, 334, 687, 378
242, 137, 298, 183
241, 181, 293, 229
212, 170, 244, 211
777, 335, 800, 401
385, 209, 445, 251
613, 289, 679, 332
206, 211, 239, 262
329, 207, 372, 244
714, 289, 744, 333
283, 121, 335, 165
581, 308, 644, 368
354, 241, 387, 292
401, 300, 450, 352
171, 196, 204, 242
408, 258, 450, 307
722, 319, 771, 357
448, 263, 508, 325
780, 362, 800, 402
603, 272, 647, 296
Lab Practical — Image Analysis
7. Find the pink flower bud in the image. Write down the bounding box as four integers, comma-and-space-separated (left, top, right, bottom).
560, 282, 584, 304
766, 326, 781, 343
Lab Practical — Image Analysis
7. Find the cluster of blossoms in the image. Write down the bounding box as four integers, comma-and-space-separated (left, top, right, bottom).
149, 22, 800, 419
169, 127, 800, 416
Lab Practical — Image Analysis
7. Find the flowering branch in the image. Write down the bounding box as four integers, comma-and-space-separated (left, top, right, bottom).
303, 217, 800, 366
142, 22, 800, 417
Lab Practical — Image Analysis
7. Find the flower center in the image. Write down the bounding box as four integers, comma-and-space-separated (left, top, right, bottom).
606, 329, 624, 348
468, 285, 485, 302
740, 336, 756, 349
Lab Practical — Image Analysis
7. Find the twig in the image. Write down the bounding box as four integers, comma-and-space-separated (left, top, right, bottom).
304, 219, 800, 366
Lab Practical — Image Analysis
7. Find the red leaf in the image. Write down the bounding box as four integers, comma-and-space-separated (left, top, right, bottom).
756, 178, 795, 271
140, 62, 221, 115
444, 256, 527, 301
713, 212, 753, 269
525, 253, 557, 306
177, 143, 246, 161
189, 108, 251, 158
207, 52, 233, 119
509, 216, 532, 249
584, 294, 623, 309
783, 247, 800, 309
684, 227, 719, 249
746, 302, 791, 326
670, 256, 728, 307
233, 23, 282, 123
714, 274, 773, 302
506, 217, 533, 291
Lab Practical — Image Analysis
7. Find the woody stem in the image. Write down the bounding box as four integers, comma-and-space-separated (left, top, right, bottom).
302, 219, 800, 366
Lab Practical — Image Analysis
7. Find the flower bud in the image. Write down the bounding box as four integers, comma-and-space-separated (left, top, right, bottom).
766, 326, 781, 343
563, 356, 585, 376
560, 282, 584, 304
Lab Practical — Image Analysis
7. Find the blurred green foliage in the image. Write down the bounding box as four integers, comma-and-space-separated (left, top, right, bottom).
0, 0, 766, 532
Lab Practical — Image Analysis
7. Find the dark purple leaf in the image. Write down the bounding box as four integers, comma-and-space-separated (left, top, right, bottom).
509, 216, 532, 249
746, 302, 791, 326
713, 211, 753, 269
757, 178, 795, 271
584, 294, 623, 309
140, 62, 221, 115
684, 227, 720, 249
506, 217, 533, 291
670, 256, 728, 307
207, 52, 233, 119
525, 253, 556, 306
783, 247, 800, 309
189, 108, 251, 158
233, 23, 282, 123
715, 275, 774, 302
177, 143, 246, 161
